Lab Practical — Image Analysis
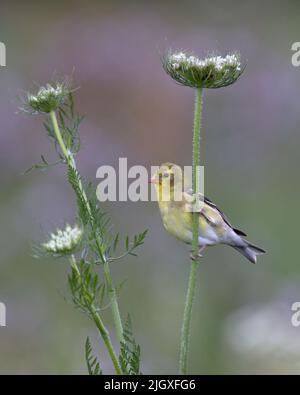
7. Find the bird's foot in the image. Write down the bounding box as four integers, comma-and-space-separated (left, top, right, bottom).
190, 247, 205, 261
190, 252, 202, 261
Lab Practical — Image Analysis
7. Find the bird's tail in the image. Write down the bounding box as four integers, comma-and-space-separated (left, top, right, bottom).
232, 242, 266, 264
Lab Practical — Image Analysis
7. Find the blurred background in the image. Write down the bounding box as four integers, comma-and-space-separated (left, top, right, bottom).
0, 0, 300, 374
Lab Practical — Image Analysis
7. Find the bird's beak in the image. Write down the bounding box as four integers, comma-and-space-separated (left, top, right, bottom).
149, 176, 159, 184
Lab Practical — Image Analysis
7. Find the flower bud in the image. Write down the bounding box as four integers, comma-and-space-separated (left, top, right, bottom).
26, 81, 71, 114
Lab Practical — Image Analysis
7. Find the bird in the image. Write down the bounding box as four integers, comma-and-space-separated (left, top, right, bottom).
150, 163, 265, 264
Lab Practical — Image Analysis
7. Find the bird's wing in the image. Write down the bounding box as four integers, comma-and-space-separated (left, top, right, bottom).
183, 189, 247, 236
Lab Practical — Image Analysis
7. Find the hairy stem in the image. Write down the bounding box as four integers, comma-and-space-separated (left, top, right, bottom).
50, 110, 124, 344
90, 307, 122, 375
70, 256, 122, 374
179, 87, 203, 374
103, 262, 124, 345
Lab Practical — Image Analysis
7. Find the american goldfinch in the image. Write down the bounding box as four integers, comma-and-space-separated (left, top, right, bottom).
151, 163, 265, 264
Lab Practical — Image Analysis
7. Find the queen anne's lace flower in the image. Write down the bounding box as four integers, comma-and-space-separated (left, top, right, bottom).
162, 51, 243, 89
42, 224, 82, 255
25, 81, 71, 114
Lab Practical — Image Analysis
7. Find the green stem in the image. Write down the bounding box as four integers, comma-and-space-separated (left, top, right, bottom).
50, 111, 91, 216
50, 111, 70, 160
103, 261, 125, 344
50, 110, 124, 343
179, 87, 203, 375
90, 307, 123, 375
70, 256, 122, 375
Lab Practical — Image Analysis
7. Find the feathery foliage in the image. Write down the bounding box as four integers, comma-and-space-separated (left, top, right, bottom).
25, 81, 147, 374
85, 337, 102, 375
67, 165, 92, 226
119, 315, 142, 375
43, 92, 83, 156
68, 259, 105, 314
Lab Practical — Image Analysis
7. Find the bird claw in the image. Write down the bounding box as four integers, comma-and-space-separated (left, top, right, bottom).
190, 251, 203, 261
190, 247, 206, 261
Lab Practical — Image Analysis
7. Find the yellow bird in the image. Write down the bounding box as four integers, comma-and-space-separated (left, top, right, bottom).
150, 163, 265, 264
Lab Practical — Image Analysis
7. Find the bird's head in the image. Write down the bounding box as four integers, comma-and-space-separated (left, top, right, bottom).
150, 163, 183, 202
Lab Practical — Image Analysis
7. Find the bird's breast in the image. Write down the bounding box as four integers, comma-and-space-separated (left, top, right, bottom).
158, 202, 193, 243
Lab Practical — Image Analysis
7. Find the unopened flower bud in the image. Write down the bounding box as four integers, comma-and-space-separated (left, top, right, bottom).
26, 81, 71, 114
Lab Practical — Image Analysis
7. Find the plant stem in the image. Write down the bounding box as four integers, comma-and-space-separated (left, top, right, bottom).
103, 261, 125, 344
50, 111, 70, 160
70, 256, 122, 375
179, 87, 203, 375
90, 307, 122, 375
50, 110, 125, 344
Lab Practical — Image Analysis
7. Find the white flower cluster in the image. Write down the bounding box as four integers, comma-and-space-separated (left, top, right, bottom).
28, 85, 63, 105
26, 82, 70, 114
170, 52, 241, 72
42, 225, 82, 254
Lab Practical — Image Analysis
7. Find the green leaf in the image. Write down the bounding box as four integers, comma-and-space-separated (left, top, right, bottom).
23, 155, 62, 174
69, 92, 75, 118
85, 337, 102, 375
119, 315, 141, 375
68, 259, 105, 313
99, 283, 106, 307
43, 120, 55, 139
113, 233, 119, 253
116, 279, 127, 297
67, 165, 91, 225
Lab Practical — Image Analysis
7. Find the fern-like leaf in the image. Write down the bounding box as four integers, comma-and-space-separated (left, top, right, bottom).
67, 166, 91, 225
119, 315, 141, 375
85, 337, 102, 375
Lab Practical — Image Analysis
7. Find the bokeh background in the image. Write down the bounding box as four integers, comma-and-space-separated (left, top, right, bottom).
1, 0, 300, 374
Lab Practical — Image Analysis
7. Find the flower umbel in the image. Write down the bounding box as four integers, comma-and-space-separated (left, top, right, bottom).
162, 51, 243, 89
25, 81, 71, 114
42, 224, 82, 255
